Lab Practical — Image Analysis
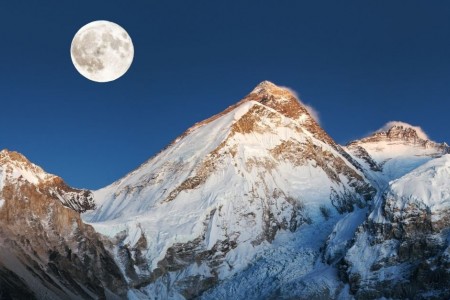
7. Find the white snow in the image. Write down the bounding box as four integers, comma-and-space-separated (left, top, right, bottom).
346, 136, 448, 223
346, 231, 401, 282
348, 140, 440, 184
324, 207, 368, 263
201, 216, 344, 299
386, 154, 450, 218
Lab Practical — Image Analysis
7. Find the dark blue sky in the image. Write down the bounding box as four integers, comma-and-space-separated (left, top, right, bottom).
1, 1, 449, 189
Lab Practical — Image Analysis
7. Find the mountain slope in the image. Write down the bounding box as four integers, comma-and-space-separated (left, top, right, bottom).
0, 150, 126, 299
317, 123, 450, 299
82, 81, 375, 298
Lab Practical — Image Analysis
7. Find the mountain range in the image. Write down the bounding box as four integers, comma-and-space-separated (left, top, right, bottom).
1, 81, 449, 299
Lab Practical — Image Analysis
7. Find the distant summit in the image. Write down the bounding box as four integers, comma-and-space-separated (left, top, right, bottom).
348, 121, 449, 152
346, 121, 449, 181
377, 121, 429, 139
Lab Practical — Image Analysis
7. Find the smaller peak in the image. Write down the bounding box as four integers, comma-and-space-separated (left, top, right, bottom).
0, 150, 55, 185
348, 121, 439, 148
377, 121, 428, 140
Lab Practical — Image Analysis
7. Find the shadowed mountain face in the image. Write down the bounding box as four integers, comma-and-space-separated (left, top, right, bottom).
1, 82, 449, 299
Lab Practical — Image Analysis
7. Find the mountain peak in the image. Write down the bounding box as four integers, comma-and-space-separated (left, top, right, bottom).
384, 124, 421, 141
347, 121, 450, 157
243, 82, 348, 156
348, 121, 434, 147
245, 81, 309, 121
182, 81, 313, 136
249, 81, 299, 103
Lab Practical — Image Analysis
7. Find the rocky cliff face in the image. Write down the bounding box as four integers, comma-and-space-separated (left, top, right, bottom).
0, 150, 126, 299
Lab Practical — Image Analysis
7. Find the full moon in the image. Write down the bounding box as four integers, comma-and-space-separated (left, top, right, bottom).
71, 21, 134, 82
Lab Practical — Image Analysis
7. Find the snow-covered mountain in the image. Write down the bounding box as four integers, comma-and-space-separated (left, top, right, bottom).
1, 81, 449, 299
82, 81, 374, 298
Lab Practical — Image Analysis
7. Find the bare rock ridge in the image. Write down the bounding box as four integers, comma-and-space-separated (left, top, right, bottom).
0, 149, 126, 299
